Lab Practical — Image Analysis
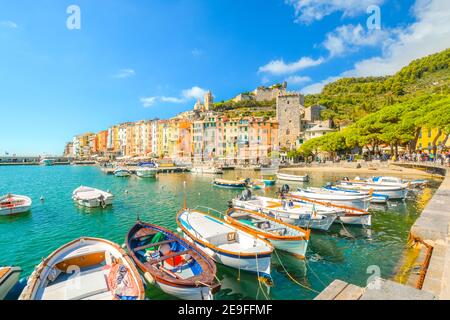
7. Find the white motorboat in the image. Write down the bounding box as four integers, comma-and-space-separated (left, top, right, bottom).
114, 168, 131, 177
136, 167, 158, 178
177, 209, 273, 283
191, 166, 223, 175
0, 266, 22, 300
293, 187, 371, 211
232, 191, 338, 231
277, 172, 309, 182
19, 237, 145, 300
72, 186, 114, 208
40, 159, 55, 166
224, 207, 310, 258
0, 194, 32, 216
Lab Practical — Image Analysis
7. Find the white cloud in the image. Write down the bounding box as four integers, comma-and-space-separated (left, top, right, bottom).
302, 0, 450, 93
182, 86, 208, 100
140, 97, 157, 108
140, 86, 209, 107
323, 24, 390, 57
0, 20, 18, 29
259, 56, 324, 75
285, 75, 312, 85
286, 0, 385, 24
301, 76, 340, 94
113, 68, 136, 79
160, 96, 185, 103
191, 48, 203, 57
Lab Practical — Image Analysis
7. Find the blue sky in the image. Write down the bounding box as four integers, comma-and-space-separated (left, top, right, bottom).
0, 0, 449, 155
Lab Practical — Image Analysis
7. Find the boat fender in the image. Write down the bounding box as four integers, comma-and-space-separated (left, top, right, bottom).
40, 196, 45, 201
144, 272, 155, 285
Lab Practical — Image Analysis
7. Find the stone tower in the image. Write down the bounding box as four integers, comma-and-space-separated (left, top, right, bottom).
204, 91, 213, 111
276, 93, 305, 150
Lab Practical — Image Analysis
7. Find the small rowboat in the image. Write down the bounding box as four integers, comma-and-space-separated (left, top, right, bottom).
337, 182, 408, 200
262, 177, 277, 186
0, 194, 32, 216
224, 207, 310, 258
232, 191, 338, 231
323, 186, 389, 203
177, 209, 273, 282
293, 187, 371, 211
114, 168, 131, 177
0, 266, 22, 300
250, 179, 266, 190
191, 167, 223, 175
277, 173, 309, 182
212, 178, 249, 189
288, 194, 372, 226
72, 186, 114, 208
19, 237, 145, 300
126, 221, 220, 300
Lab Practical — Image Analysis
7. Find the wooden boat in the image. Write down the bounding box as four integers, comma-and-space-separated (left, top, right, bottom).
288, 194, 372, 226
0, 194, 32, 216
177, 209, 273, 282
249, 179, 266, 190
72, 186, 114, 208
293, 187, 371, 211
126, 221, 220, 300
262, 177, 277, 186
212, 178, 249, 189
224, 207, 310, 258
19, 237, 145, 300
114, 168, 131, 177
191, 166, 223, 175
324, 185, 389, 203
337, 182, 408, 200
232, 193, 338, 231
0, 266, 22, 300
277, 172, 309, 182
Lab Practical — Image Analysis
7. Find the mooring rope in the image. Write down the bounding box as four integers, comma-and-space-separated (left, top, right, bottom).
255, 251, 270, 300
273, 249, 320, 294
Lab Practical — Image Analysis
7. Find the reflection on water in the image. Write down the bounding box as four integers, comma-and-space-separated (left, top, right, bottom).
0, 165, 441, 300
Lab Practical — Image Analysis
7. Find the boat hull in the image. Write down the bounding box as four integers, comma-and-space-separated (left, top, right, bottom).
0, 195, 32, 216
338, 184, 408, 200
293, 192, 371, 211
0, 267, 22, 300
277, 173, 309, 182
136, 169, 157, 178
114, 171, 131, 177
183, 234, 272, 280
269, 239, 308, 258
157, 280, 213, 300
233, 200, 336, 231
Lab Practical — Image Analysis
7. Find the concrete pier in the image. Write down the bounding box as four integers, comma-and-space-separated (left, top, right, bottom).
100, 166, 190, 175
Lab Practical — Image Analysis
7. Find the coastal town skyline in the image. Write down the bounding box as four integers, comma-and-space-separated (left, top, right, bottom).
1, 0, 449, 155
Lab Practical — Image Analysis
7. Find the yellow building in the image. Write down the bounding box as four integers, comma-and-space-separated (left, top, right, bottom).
416, 127, 450, 152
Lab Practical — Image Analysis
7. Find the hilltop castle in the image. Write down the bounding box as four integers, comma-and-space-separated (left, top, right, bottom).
233, 82, 287, 103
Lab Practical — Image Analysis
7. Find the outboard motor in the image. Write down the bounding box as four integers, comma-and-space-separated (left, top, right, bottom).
227, 200, 233, 208
280, 184, 290, 196
239, 189, 252, 201
244, 178, 251, 186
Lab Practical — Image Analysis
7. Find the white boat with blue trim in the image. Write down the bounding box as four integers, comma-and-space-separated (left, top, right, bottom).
176, 209, 273, 283
114, 168, 131, 177
0, 266, 22, 300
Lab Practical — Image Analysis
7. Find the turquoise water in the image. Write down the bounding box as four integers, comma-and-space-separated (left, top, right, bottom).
0, 165, 439, 300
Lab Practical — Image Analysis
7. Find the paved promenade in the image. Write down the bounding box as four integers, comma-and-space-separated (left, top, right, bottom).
315, 162, 449, 300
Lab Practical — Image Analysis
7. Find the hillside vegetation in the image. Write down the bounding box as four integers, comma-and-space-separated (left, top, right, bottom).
305, 48, 450, 125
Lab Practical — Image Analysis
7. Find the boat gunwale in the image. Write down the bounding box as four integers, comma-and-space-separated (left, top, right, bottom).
125, 221, 218, 289
224, 207, 310, 241
176, 209, 274, 259
20, 237, 145, 300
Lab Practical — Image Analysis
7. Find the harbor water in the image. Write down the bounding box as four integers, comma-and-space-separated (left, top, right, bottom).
0, 165, 440, 300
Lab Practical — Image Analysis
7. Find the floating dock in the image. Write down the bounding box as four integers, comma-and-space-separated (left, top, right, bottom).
100, 166, 190, 175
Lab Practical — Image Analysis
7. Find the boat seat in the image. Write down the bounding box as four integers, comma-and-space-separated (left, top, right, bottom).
146, 250, 189, 265
40, 267, 109, 300
132, 229, 159, 240
266, 227, 286, 233
133, 239, 176, 252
